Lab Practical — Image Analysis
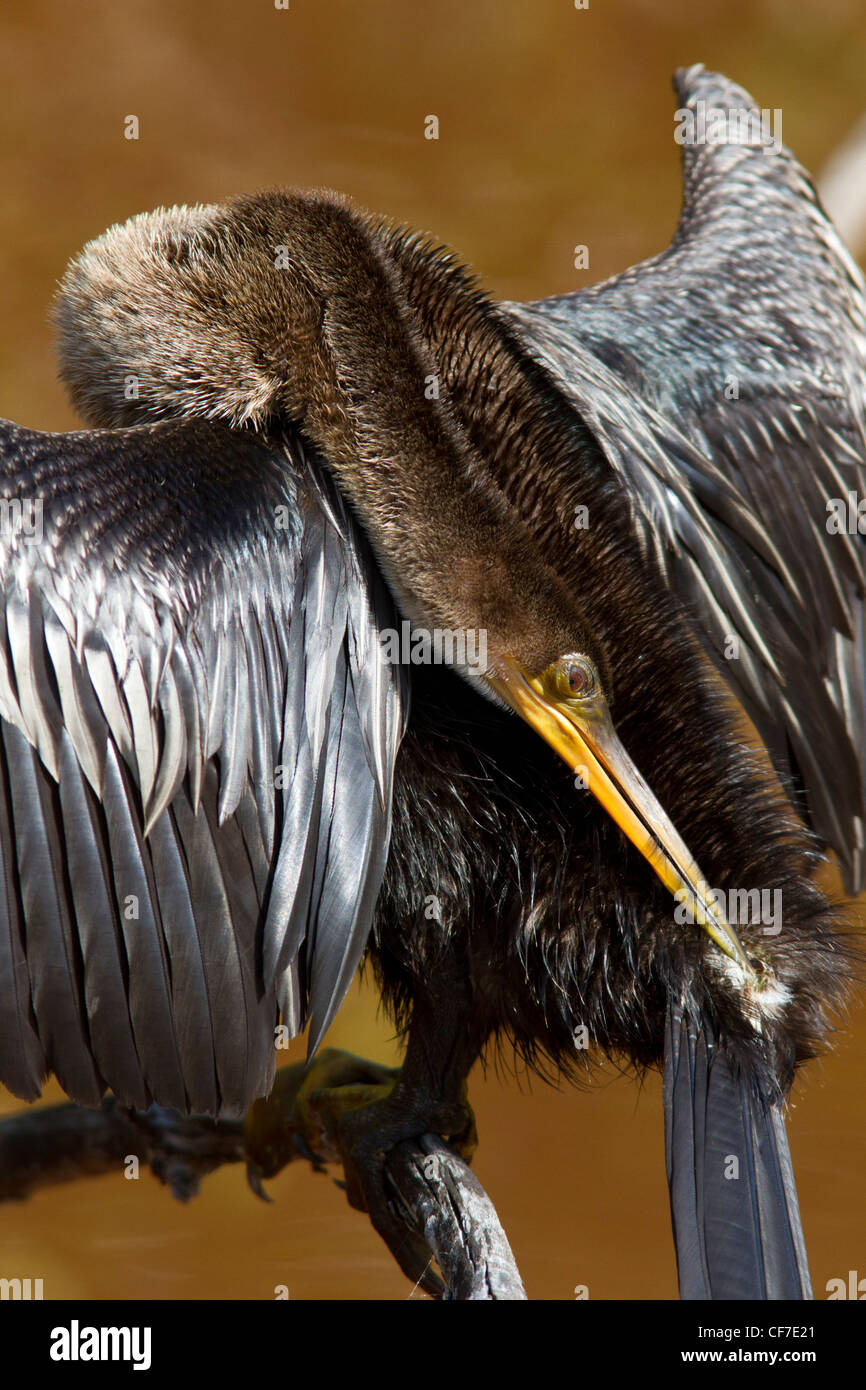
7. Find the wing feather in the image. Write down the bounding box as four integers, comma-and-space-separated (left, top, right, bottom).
0, 416, 405, 1114
506, 64, 866, 889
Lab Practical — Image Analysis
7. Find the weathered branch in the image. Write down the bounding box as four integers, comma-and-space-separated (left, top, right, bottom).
0, 1097, 246, 1204
0, 1060, 526, 1300
387, 1134, 526, 1299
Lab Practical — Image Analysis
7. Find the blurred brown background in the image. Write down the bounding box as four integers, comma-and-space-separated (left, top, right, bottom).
1, 0, 864, 1300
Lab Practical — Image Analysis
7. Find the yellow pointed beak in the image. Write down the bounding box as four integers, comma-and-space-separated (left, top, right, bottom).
487, 656, 754, 975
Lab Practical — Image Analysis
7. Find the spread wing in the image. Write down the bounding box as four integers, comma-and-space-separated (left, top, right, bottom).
505, 64, 866, 892
0, 415, 404, 1116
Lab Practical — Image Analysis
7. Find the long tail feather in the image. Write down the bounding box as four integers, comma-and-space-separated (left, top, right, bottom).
664, 997, 811, 1300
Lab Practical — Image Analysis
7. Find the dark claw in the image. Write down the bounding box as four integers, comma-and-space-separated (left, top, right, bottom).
246, 1163, 274, 1203
292, 1130, 327, 1171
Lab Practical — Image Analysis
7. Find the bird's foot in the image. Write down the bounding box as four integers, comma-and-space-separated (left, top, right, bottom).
245, 1047, 476, 1296
332, 1076, 477, 1297
244, 1048, 399, 1180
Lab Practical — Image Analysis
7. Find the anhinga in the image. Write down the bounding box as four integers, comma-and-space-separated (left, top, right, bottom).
0, 66, 861, 1299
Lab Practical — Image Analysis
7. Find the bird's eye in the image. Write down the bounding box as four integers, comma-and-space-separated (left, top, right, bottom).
555, 655, 597, 701
567, 662, 591, 696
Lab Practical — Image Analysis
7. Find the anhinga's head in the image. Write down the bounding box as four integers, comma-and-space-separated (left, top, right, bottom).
487, 649, 756, 977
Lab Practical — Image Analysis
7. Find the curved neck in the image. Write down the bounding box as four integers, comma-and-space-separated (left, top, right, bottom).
233, 192, 588, 674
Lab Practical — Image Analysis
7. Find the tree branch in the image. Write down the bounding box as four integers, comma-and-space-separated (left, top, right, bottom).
0, 1061, 526, 1300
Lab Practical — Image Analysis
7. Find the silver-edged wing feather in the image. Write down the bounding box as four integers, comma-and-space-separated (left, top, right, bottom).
0, 416, 405, 1116
505, 64, 866, 892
